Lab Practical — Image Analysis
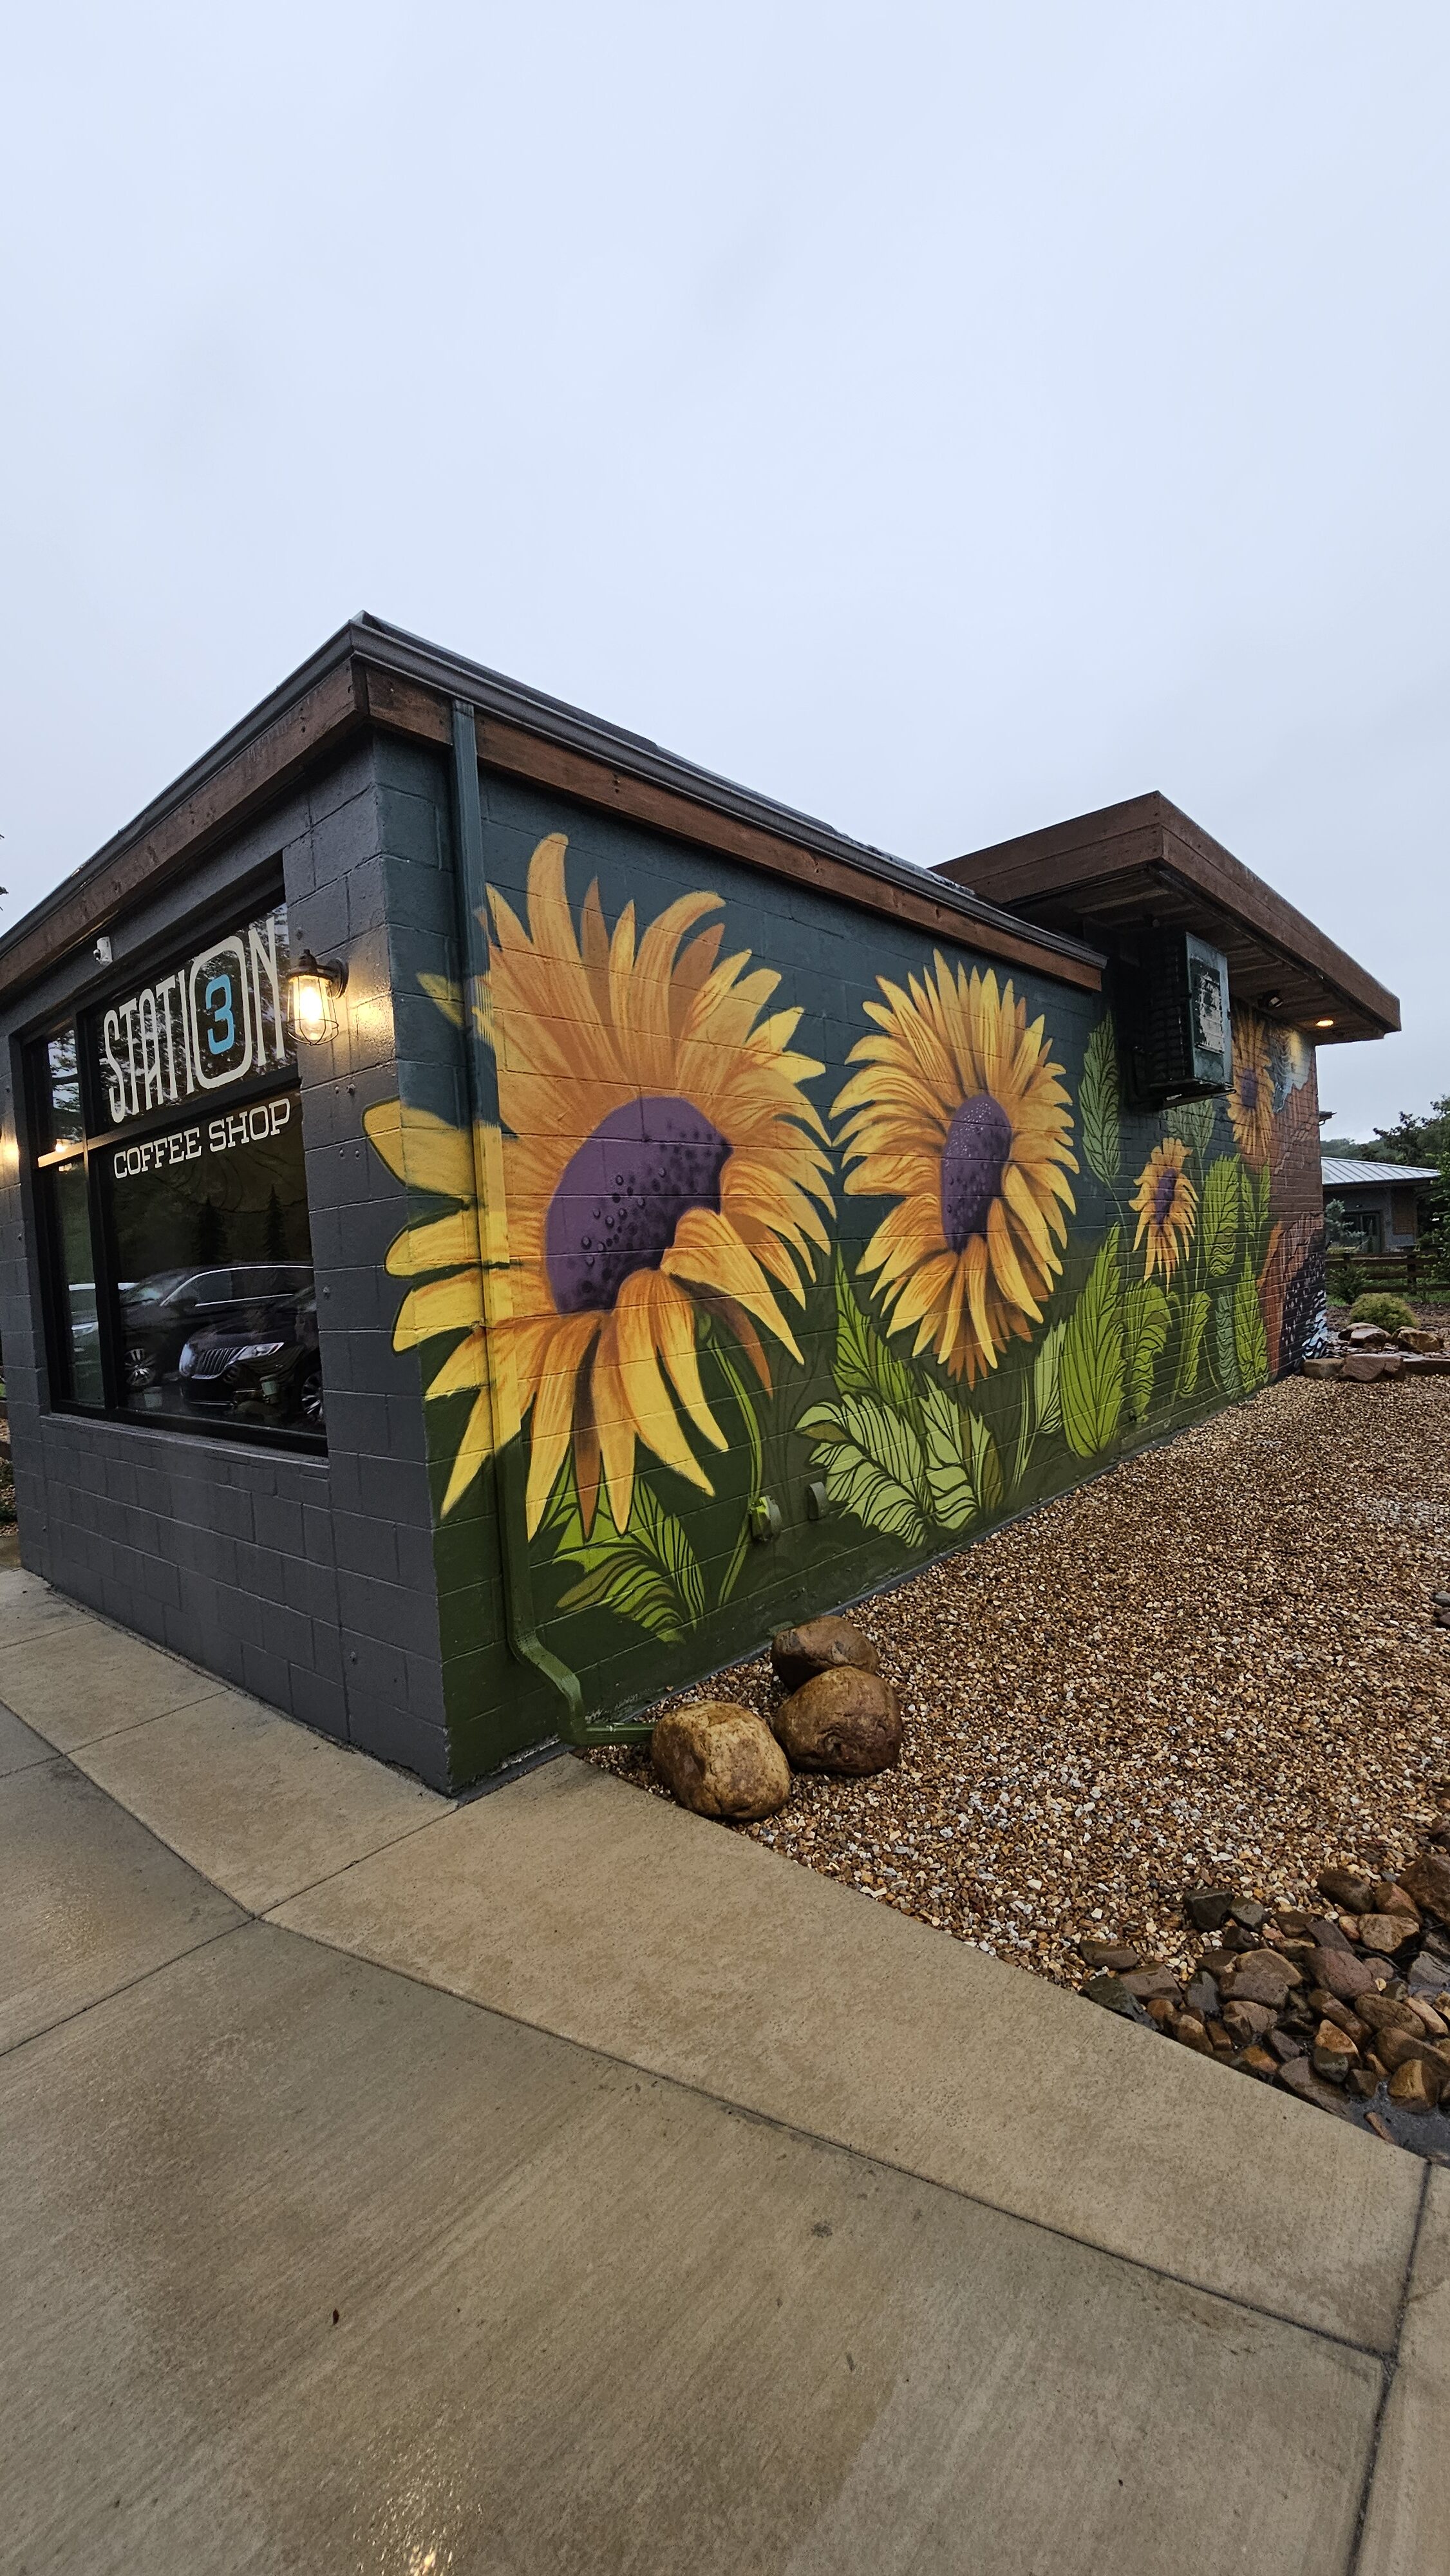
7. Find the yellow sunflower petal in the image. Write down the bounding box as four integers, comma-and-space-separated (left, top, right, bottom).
386, 1211, 481, 1278
364, 1101, 475, 1202
439, 1391, 495, 1519
393, 1271, 485, 1349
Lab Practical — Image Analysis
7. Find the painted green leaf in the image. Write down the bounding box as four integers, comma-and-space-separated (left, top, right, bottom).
1162, 1097, 1214, 1157
547, 1468, 705, 1643
1174, 1290, 1211, 1400
966, 1408, 1004, 1517
1233, 1258, 1268, 1391
1123, 1280, 1170, 1421
919, 1379, 977, 1530
1214, 1291, 1240, 1397
1200, 1155, 1241, 1280
818, 1396, 930, 1544
1060, 1230, 1125, 1457
1243, 1159, 1273, 1265
832, 1253, 917, 1418
1080, 1020, 1122, 1186
1033, 1320, 1066, 1439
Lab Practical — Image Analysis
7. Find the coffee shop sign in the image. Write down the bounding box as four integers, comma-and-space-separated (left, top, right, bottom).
98, 907, 292, 1128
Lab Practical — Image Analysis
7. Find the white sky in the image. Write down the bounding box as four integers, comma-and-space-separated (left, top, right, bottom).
5, 3, 1445, 1136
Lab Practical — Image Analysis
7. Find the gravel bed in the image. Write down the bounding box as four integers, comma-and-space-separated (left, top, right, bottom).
587, 1378, 1450, 1988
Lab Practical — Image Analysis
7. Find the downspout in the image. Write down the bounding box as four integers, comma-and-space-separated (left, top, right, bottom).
448, 702, 650, 1747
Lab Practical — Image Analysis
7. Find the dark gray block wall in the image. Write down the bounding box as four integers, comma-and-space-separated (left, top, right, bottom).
0, 735, 466, 1792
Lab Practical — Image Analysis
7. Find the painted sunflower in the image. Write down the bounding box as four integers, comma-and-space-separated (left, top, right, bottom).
1227, 1007, 1275, 1168
833, 956, 1077, 1386
368, 835, 833, 1533
1131, 1138, 1197, 1284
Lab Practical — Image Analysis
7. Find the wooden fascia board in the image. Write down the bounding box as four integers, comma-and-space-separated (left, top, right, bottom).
1156, 821, 1398, 1034
0, 657, 364, 1005
359, 666, 1100, 989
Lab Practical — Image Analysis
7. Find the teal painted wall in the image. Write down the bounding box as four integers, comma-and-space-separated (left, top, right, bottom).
367, 756, 1324, 1785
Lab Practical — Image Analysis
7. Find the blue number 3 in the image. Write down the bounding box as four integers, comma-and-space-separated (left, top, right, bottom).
203, 974, 236, 1057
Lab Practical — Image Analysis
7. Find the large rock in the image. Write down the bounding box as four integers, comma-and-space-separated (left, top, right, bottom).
1357, 1911, 1413, 1955
1398, 1852, 1450, 1924
1318, 1866, 1377, 1912
1398, 1328, 1444, 1353
1389, 2058, 1441, 2114
1227, 1949, 1301, 2008
1343, 1352, 1402, 1382
772, 1666, 902, 1776
1311, 1944, 1376, 2002
650, 1700, 790, 1820
769, 1616, 880, 1690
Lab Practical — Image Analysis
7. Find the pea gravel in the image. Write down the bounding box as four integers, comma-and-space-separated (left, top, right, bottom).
587, 1378, 1450, 1989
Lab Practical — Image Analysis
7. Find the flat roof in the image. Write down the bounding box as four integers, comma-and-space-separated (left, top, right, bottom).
934, 791, 1398, 1045
0, 616, 1104, 1010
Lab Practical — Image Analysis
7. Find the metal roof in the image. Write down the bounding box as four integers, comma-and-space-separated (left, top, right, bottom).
1321, 1159, 1439, 1189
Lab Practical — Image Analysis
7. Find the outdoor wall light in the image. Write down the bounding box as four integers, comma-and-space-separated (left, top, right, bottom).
287, 952, 348, 1044
1315, 1016, 1335, 1029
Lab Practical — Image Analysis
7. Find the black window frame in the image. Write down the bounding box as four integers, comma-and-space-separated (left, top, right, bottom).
25, 882, 326, 1457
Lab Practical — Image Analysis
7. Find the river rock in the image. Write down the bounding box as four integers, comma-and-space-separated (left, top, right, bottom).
1311, 1944, 1375, 2002
1358, 1911, 1413, 1955
772, 1666, 902, 1775
1227, 1949, 1301, 2007
1080, 1942, 1140, 1972
1183, 1887, 1236, 1932
650, 1700, 790, 1820
1318, 1866, 1377, 1913
1312, 2022, 1358, 2081
1398, 1328, 1444, 1352
1398, 1852, 1450, 1924
1084, 1972, 1149, 2023
769, 1617, 880, 1690
1121, 1966, 1182, 2002
1389, 2058, 1440, 2114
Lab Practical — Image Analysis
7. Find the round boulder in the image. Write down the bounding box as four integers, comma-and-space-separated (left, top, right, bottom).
650, 1700, 790, 1821
773, 1666, 902, 1776
770, 1616, 880, 1692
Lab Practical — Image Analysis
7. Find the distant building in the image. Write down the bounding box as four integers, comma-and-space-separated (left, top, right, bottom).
1321, 1157, 1438, 1253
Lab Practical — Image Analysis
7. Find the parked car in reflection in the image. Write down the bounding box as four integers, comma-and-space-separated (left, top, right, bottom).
181, 1294, 323, 1429
177, 1285, 323, 1428
121, 1265, 317, 1414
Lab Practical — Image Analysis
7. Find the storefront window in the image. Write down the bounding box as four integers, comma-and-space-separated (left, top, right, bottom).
50, 1152, 105, 1405
28, 898, 325, 1447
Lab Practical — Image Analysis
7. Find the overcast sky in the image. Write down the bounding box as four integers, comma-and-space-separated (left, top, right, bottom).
5, 3, 1445, 1136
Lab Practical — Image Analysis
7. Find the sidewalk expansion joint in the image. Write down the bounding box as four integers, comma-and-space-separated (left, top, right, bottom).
1346, 2155, 1432, 2574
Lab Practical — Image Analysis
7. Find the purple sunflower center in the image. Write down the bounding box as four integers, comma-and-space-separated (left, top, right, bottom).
1152, 1166, 1180, 1226
939, 1094, 1013, 1253
1238, 1067, 1260, 1110
545, 1095, 730, 1314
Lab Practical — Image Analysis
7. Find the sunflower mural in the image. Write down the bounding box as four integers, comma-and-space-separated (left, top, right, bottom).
367, 833, 833, 1639
833, 957, 1078, 1385
795, 961, 1080, 1551
1226, 1007, 1276, 1168
1130, 1137, 1196, 1284
364, 815, 1326, 1672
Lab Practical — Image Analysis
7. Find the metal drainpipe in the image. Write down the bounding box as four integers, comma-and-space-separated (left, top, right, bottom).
449, 699, 589, 1740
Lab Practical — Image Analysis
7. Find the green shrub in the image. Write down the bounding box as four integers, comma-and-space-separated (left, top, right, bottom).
1328, 1257, 1366, 1307
1348, 1292, 1415, 1332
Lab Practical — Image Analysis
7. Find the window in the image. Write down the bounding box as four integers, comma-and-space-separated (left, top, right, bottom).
28, 898, 325, 1448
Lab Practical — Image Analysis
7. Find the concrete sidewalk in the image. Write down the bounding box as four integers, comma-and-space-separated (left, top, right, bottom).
0, 1563, 1440, 2573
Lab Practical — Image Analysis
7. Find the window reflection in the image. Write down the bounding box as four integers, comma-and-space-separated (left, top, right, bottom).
106, 1101, 321, 1431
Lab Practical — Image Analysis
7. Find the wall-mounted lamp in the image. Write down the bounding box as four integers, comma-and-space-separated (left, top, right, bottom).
287, 951, 348, 1045
1314, 1016, 1335, 1030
